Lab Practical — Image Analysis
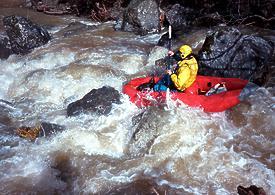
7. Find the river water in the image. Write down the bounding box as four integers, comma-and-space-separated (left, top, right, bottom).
0, 8, 274, 194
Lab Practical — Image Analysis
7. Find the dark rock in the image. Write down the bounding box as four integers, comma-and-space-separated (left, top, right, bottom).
165, 4, 197, 30
239, 82, 260, 101
3, 15, 51, 55
57, 22, 96, 37
67, 86, 121, 117
0, 34, 12, 60
115, 0, 160, 35
237, 185, 266, 195
39, 122, 66, 137
198, 26, 274, 86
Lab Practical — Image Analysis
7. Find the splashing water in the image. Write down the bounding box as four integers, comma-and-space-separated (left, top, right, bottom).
0, 8, 274, 194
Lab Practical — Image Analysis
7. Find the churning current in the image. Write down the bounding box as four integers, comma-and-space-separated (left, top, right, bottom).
0, 8, 274, 194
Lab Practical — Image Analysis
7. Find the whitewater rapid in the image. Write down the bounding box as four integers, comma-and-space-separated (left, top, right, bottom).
0, 8, 274, 194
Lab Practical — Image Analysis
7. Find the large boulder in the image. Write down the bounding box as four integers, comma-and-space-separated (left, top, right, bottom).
165, 4, 197, 30
67, 86, 121, 117
198, 26, 274, 86
3, 15, 51, 55
115, 0, 160, 35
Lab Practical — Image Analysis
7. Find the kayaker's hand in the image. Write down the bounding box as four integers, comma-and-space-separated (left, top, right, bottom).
167, 69, 172, 75
168, 50, 174, 56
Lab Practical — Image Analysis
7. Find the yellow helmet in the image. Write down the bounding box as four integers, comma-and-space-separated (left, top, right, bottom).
179, 45, 192, 58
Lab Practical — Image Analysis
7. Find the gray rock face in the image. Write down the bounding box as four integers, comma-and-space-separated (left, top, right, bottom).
67, 86, 121, 117
198, 26, 274, 85
166, 4, 197, 30
0, 34, 12, 59
128, 107, 168, 156
116, 0, 160, 35
3, 15, 51, 55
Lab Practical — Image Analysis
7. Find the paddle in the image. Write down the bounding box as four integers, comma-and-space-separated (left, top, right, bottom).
167, 25, 172, 70
166, 25, 172, 86
136, 26, 173, 91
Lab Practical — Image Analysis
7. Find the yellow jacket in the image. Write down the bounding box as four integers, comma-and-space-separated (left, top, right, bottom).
170, 55, 198, 91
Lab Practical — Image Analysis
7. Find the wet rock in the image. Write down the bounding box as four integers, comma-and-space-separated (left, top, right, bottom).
39, 122, 65, 137
115, 0, 160, 35
57, 22, 96, 37
0, 99, 15, 126
237, 185, 266, 195
128, 107, 167, 156
165, 4, 197, 30
16, 122, 65, 141
239, 82, 260, 101
0, 34, 12, 59
198, 26, 274, 86
3, 15, 51, 55
67, 86, 121, 117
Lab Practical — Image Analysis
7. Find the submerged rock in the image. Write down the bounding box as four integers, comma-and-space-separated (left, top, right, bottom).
39, 122, 65, 137
67, 86, 121, 117
0, 99, 15, 127
57, 22, 96, 37
128, 107, 168, 156
3, 15, 51, 55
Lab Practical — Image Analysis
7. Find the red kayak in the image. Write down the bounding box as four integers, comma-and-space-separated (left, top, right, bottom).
122, 75, 249, 112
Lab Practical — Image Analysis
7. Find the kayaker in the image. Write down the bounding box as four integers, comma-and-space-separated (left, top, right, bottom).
153, 44, 198, 92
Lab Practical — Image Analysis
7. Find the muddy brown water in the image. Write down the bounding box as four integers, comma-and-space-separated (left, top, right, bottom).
0, 7, 274, 194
